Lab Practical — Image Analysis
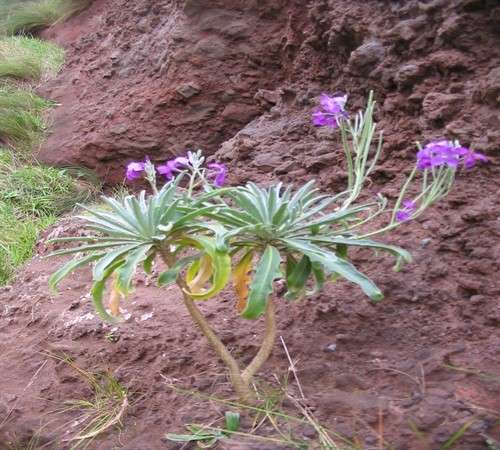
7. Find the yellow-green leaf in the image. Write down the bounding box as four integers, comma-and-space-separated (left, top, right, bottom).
232, 250, 253, 312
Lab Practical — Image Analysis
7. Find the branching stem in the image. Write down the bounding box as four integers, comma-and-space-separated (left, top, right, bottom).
160, 248, 276, 404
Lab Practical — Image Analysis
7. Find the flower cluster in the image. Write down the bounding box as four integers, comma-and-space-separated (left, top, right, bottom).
312, 93, 348, 128
416, 141, 487, 170
125, 154, 227, 187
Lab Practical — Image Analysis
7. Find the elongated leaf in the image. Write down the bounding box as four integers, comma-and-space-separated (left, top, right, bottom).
309, 236, 412, 262
115, 245, 152, 295
158, 255, 199, 286
307, 261, 326, 296
291, 205, 369, 232
49, 253, 103, 292
91, 260, 125, 323
48, 242, 130, 258
232, 250, 254, 312
283, 238, 383, 302
143, 251, 156, 274
93, 244, 141, 281
187, 255, 213, 294
180, 236, 231, 300
285, 254, 311, 300
242, 245, 282, 319
225, 411, 240, 433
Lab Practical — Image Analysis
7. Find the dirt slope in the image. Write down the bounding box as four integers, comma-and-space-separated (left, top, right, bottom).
0, 0, 499, 449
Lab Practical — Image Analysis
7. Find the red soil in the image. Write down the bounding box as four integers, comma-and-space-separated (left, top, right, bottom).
1, 0, 499, 448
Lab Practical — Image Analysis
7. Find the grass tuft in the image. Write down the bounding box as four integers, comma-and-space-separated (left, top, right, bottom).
0, 0, 90, 36
45, 353, 128, 449
0, 84, 52, 151
0, 149, 100, 284
0, 36, 64, 80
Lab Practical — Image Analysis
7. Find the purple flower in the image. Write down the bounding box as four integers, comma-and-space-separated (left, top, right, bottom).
312, 93, 348, 128
126, 161, 146, 181
463, 149, 488, 169
396, 198, 417, 223
208, 163, 227, 187
395, 210, 411, 222
157, 156, 189, 180
417, 141, 487, 170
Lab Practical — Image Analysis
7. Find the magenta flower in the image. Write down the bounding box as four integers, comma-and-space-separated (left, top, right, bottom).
208, 163, 227, 187
463, 149, 488, 169
417, 141, 487, 170
396, 199, 416, 222
126, 161, 146, 181
157, 156, 189, 180
312, 93, 348, 128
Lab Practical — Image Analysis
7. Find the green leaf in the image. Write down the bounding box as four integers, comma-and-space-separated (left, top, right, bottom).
143, 252, 156, 274
285, 255, 311, 300
307, 261, 326, 296
91, 260, 125, 323
180, 236, 232, 300
283, 238, 383, 302
158, 255, 199, 286
49, 253, 103, 292
115, 245, 152, 295
224, 411, 240, 433
242, 245, 282, 319
92, 244, 141, 282
47, 242, 131, 258
309, 236, 412, 263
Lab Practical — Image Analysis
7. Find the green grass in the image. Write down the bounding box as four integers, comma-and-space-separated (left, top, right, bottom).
0, 0, 89, 36
0, 84, 52, 151
0, 200, 54, 283
0, 149, 100, 284
0, 36, 64, 80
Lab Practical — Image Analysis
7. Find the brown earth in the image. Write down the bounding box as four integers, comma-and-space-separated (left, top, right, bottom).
1, 0, 500, 448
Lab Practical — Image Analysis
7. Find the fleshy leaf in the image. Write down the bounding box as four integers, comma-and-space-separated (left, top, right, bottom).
242, 245, 282, 319
91, 260, 125, 323
285, 254, 312, 300
115, 245, 152, 296
180, 236, 231, 300
49, 253, 103, 293
158, 255, 199, 287
283, 238, 383, 302
187, 255, 213, 294
232, 250, 254, 312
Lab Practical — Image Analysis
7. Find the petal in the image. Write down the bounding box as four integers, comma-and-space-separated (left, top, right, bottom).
402, 199, 416, 210
395, 210, 411, 222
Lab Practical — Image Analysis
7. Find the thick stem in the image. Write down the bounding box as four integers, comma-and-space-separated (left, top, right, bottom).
160, 249, 254, 403
180, 292, 254, 403
241, 297, 276, 383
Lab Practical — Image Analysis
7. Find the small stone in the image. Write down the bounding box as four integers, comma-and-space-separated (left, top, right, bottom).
348, 40, 386, 74
421, 238, 432, 248
395, 63, 425, 87
325, 343, 337, 352
175, 82, 201, 99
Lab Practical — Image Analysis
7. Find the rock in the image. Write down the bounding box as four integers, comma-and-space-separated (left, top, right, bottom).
437, 14, 463, 42
477, 67, 500, 105
252, 151, 283, 172
422, 92, 465, 122
386, 17, 427, 42
395, 62, 425, 87
348, 40, 386, 74
221, 103, 261, 124
254, 88, 281, 106
175, 82, 201, 99
429, 50, 469, 73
